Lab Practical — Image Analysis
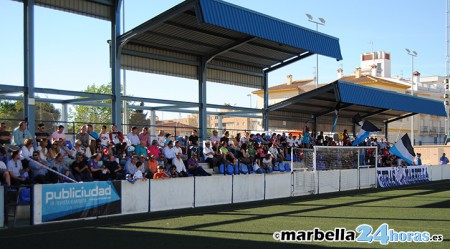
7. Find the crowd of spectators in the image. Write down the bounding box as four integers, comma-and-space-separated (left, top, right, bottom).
0, 122, 214, 187
0, 121, 428, 187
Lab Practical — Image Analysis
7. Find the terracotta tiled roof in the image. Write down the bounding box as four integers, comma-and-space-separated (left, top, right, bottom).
253, 79, 314, 93
340, 75, 410, 88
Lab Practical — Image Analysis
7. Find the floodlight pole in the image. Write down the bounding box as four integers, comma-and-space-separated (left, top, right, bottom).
306, 14, 325, 89
406, 48, 417, 145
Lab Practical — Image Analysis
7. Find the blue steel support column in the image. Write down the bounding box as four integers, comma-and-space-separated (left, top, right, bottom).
263, 72, 269, 131
111, 0, 122, 130
24, 0, 35, 139
313, 115, 317, 133
384, 122, 388, 140
198, 59, 207, 145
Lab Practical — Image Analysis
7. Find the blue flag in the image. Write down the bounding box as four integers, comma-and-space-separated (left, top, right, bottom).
352, 120, 381, 146
332, 109, 339, 133
389, 133, 416, 165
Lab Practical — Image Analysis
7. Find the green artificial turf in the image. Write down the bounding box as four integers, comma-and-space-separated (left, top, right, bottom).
1, 181, 449, 249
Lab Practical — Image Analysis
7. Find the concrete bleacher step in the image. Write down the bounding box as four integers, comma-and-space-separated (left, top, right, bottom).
198, 162, 214, 174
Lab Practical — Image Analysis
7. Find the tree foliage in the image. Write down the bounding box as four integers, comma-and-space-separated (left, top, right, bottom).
70, 83, 113, 124
0, 100, 61, 129
128, 102, 149, 130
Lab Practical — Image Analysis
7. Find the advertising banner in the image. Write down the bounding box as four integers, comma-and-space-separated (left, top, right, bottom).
377, 166, 429, 188
41, 181, 121, 223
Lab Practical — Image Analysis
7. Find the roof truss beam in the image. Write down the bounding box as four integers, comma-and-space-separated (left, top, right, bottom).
118, 0, 195, 46
164, 20, 300, 56
206, 36, 256, 63
267, 83, 336, 112
314, 103, 353, 118
206, 104, 261, 113
361, 108, 389, 119
121, 96, 199, 107
264, 51, 314, 73
386, 113, 417, 123
35, 87, 112, 99
62, 97, 111, 104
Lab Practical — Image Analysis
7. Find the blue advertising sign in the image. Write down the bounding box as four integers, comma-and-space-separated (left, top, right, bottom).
42, 181, 121, 222
377, 166, 429, 188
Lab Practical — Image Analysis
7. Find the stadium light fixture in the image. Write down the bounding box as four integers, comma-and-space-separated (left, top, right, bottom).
306, 14, 326, 89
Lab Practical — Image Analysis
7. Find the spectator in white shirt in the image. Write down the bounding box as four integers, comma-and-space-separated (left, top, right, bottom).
20, 138, 34, 160
163, 141, 177, 164
126, 126, 140, 147
172, 152, 188, 177
0, 159, 11, 187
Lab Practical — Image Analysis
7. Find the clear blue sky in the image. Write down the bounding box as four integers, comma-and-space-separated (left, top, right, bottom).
0, 0, 446, 118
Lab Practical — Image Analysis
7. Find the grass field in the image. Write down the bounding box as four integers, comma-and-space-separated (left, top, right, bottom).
1, 180, 450, 249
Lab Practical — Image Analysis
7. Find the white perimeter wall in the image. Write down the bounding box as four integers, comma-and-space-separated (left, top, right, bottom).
195, 175, 232, 207
150, 177, 194, 212
122, 180, 149, 214
232, 174, 265, 203
264, 173, 292, 199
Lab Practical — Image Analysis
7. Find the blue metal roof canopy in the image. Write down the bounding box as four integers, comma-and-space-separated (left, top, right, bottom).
118, 0, 342, 89
268, 81, 446, 124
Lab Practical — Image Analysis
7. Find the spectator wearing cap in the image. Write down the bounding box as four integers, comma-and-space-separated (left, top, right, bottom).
153, 165, 168, 179
12, 121, 32, 147
172, 152, 188, 177
52, 125, 66, 144
187, 152, 211, 176
163, 140, 177, 164
127, 126, 140, 147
